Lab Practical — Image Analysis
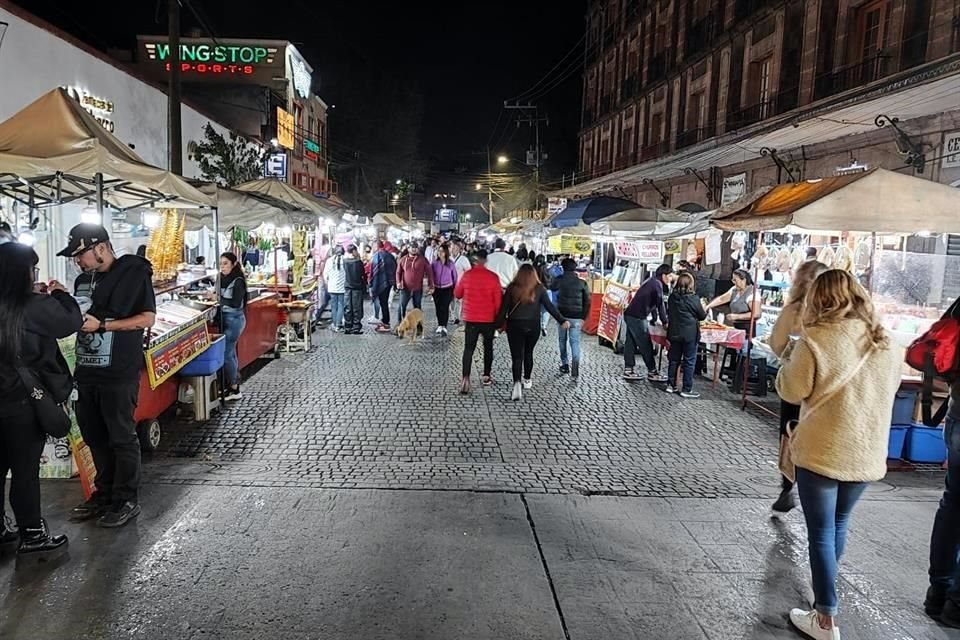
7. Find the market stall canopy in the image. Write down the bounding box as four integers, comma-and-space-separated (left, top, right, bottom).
0, 88, 213, 209
372, 212, 409, 228
234, 178, 342, 222
589, 207, 694, 237
710, 169, 960, 234
181, 183, 318, 231
0, 89, 213, 210
548, 195, 644, 228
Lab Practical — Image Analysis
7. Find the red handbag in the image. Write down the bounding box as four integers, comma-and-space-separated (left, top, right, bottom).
905, 297, 960, 426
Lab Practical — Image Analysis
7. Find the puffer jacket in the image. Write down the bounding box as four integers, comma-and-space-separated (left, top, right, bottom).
550, 271, 591, 320
667, 290, 707, 342
454, 264, 502, 323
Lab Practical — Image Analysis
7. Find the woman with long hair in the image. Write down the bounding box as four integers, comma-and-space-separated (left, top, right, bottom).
665, 271, 707, 398
218, 252, 247, 401
323, 246, 346, 332
0, 240, 83, 561
495, 264, 568, 401
705, 268, 761, 332
430, 243, 458, 335
776, 269, 902, 640
768, 260, 828, 515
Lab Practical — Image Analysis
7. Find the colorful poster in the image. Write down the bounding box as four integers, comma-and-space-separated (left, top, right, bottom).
144, 320, 210, 389
547, 235, 592, 255
598, 281, 632, 343
614, 240, 664, 262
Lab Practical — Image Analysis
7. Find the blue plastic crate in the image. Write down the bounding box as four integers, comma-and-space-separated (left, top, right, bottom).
888, 425, 909, 460
179, 335, 226, 377
891, 390, 918, 425
904, 424, 947, 464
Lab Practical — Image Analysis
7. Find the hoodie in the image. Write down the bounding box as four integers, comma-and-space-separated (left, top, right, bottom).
343, 255, 367, 290
73, 254, 157, 384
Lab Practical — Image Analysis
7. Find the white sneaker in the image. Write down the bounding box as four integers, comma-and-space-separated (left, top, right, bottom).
789, 609, 840, 640
435, 326, 444, 334
511, 382, 522, 401
366, 317, 380, 325
522, 379, 533, 390
440, 326, 448, 335
665, 385, 677, 394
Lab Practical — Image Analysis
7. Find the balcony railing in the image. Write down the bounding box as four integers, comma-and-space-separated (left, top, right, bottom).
621, 75, 639, 101
614, 151, 638, 171
814, 53, 892, 100
675, 125, 715, 150
727, 86, 798, 131
640, 140, 671, 162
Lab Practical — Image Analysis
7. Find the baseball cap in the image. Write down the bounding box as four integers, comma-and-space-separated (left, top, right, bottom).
58, 223, 110, 257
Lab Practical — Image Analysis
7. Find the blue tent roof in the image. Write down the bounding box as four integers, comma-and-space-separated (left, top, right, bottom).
548, 196, 640, 228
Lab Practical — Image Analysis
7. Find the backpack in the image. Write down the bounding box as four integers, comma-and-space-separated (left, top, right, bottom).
905, 297, 960, 426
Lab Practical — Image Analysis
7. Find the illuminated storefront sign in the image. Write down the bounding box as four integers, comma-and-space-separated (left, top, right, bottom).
276, 108, 295, 150
64, 86, 115, 133
291, 57, 312, 98
142, 41, 278, 76
265, 152, 288, 180
304, 139, 320, 162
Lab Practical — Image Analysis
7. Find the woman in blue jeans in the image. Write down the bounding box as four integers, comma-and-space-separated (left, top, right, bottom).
775, 270, 902, 640
217, 252, 247, 401
665, 271, 706, 398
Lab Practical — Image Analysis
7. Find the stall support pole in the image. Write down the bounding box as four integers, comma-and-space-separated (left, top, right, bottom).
741, 234, 777, 418
95, 172, 110, 229
212, 207, 220, 264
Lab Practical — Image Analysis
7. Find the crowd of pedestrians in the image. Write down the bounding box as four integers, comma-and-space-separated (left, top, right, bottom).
3, 223, 960, 640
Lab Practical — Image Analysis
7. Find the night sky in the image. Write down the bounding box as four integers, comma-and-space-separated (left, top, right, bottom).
11, 0, 588, 199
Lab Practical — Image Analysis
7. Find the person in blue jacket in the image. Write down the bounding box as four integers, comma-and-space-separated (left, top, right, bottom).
369, 240, 397, 333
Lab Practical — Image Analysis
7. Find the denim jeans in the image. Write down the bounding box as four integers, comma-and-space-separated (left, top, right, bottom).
796, 467, 868, 616
222, 309, 247, 387
399, 288, 423, 320
667, 338, 698, 392
558, 318, 583, 366
622, 316, 657, 372
372, 291, 381, 319
930, 416, 960, 600
329, 292, 345, 328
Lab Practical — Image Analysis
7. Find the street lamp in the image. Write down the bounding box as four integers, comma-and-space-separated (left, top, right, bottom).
497, 155, 509, 165
395, 178, 403, 185
475, 183, 482, 191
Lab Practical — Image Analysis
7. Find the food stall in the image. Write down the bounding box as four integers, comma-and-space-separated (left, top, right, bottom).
709, 169, 960, 461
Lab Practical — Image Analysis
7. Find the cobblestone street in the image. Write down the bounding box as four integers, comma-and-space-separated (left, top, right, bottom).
2, 318, 958, 639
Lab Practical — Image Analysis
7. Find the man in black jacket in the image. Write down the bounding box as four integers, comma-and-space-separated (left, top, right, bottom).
342, 245, 367, 335
551, 258, 591, 378
59, 224, 156, 529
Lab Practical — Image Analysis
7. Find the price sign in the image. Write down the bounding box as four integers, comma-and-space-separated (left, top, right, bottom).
614, 240, 664, 262
144, 320, 211, 389
598, 281, 632, 343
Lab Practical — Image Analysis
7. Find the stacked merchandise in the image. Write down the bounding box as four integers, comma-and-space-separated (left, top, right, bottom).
145, 209, 186, 281
292, 229, 308, 290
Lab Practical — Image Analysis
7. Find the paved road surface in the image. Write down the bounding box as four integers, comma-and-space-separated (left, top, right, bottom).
1, 313, 956, 639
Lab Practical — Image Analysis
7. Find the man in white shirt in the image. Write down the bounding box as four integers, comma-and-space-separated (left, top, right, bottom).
424, 238, 438, 264
451, 240, 472, 324
485, 238, 519, 289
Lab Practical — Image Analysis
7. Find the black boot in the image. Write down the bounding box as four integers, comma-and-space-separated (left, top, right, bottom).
17, 519, 68, 562
0, 517, 18, 555
771, 486, 799, 514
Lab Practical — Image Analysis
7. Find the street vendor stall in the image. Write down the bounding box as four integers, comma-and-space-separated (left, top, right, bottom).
709, 169, 960, 436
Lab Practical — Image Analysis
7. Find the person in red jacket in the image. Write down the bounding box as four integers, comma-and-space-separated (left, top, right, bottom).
453, 249, 502, 394
396, 243, 435, 322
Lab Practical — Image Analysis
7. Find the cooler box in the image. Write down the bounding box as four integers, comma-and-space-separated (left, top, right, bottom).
904, 424, 947, 464
179, 335, 226, 377
887, 425, 909, 460
891, 389, 918, 424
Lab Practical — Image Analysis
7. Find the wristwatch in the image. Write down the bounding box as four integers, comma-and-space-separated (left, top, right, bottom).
97, 318, 107, 334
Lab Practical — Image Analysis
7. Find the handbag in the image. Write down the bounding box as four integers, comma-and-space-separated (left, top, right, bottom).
778, 337, 875, 483
15, 366, 71, 438
905, 296, 960, 426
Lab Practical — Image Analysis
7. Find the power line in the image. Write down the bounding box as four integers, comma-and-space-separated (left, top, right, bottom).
506, 31, 588, 104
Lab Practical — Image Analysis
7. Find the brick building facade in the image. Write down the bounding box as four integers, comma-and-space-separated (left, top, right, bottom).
569, 0, 960, 209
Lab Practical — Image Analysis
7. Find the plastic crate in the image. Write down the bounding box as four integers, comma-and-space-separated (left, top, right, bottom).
179, 335, 225, 377
904, 424, 947, 464
891, 390, 918, 425
888, 425, 909, 460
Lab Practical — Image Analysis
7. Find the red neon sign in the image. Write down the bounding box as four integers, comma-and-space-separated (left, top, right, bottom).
164, 62, 255, 75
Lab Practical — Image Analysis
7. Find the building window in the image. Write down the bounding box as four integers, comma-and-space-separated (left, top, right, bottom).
650, 112, 663, 144
687, 92, 705, 134
854, 0, 892, 81
750, 57, 772, 118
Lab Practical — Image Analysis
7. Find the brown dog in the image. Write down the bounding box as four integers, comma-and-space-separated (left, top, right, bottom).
395, 308, 424, 345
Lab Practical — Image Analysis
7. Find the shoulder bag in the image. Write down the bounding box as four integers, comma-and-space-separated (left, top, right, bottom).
779, 337, 875, 483
15, 366, 72, 438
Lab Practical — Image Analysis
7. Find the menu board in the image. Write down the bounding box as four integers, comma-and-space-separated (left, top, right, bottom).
144, 319, 211, 389
598, 281, 633, 344
615, 240, 664, 262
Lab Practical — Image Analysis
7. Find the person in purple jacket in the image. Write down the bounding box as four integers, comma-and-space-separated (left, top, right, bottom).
430, 243, 458, 336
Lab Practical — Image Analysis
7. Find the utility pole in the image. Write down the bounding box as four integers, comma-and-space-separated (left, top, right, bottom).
486, 147, 494, 223
353, 151, 360, 210
168, 0, 182, 174
504, 102, 548, 213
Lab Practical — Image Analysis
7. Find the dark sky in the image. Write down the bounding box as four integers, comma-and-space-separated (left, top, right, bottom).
12, 0, 587, 189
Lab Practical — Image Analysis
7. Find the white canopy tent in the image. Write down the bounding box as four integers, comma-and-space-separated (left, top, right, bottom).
0, 88, 213, 211
234, 178, 342, 223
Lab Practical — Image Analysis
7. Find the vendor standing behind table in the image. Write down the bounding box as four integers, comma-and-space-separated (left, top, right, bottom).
58, 223, 156, 529
704, 268, 762, 333
217, 252, 247, 402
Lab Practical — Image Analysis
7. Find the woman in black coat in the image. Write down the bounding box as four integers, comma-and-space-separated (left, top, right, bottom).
0, 240, 83, 561
666, 271, 707, 398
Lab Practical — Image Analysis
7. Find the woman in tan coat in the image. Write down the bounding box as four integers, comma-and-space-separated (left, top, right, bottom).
768, 260, 828, 514
776, 269, 903, 640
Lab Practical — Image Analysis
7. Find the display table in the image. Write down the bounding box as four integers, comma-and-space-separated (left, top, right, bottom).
238, 292, 280, 369
650, 325, 746, 387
